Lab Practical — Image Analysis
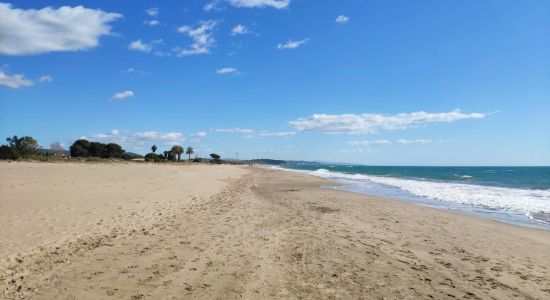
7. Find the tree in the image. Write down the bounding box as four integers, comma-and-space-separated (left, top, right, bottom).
171, 145, 184, 162
210, 153, 221, 164
88, 142, 105, 157
6, 135, 39, 158
70, 139, 91, 157
186, 146, 194, 160
69, 140, 125, 159
101, 143, 124, 158
0, 145, 18, 160
151, 145, 157, 154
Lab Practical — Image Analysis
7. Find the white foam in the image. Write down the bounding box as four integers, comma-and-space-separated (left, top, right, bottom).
293, 168, 550, 215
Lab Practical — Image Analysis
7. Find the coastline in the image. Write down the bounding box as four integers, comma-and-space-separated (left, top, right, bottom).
1, 162, 549, 298
272, 165, 550, 230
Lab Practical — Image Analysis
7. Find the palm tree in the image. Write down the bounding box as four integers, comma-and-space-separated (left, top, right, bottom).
151, 145, 157, 154
186, 146, 194, 160
171, 145, 184, 162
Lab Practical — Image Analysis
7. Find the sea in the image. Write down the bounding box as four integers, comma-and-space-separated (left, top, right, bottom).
272, 165, 550, 230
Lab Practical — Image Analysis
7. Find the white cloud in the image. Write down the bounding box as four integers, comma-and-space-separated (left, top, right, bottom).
205, 0, 290, 10
0, 70, 55, 88
335, 15, 349, 23
93, 129, 120, 139
213, 128, 254, 134
204, 1, 222, 11
193, 131, 208, 137
133, 131, 183, 144
231, 24, 250, 36
0, 70, 33, 88
91, 130, 185, 147
213, 128, 295, 138
0, 3, 121, 56
144, 20, 160, 26
110, 90, 134, 100
257, 131, 296, 137
396, 139, 433, 144
38, 75, 54, 82
347, 140, 391, 146
277, 38, 309, 50
124, 67, 149, 75
348, 139, 433, 145
129, 39, 152, 52
146, 7, 159, 17
175, 21, 217, 56
289, 110, 485, 134
228, 0, 290, 9
216, 67, 239, 75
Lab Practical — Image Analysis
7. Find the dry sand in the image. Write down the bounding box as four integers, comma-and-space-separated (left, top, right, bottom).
1, 162, 549, 299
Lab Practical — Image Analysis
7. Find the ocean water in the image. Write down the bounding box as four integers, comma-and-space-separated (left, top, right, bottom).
276, 165, 550, 230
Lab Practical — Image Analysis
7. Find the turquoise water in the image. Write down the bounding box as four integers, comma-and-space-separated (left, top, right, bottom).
279, 165, 550, 230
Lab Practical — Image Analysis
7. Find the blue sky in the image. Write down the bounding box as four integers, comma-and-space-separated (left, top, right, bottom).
0, 0, 549, 165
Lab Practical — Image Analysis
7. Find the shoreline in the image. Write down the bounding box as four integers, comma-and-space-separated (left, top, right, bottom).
1, 162, 549, 298
270, 165, 550, 231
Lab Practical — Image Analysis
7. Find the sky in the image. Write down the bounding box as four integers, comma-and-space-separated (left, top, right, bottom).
0, 0, 549, 166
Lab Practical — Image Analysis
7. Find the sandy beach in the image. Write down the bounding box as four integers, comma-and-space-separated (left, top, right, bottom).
1, 162, 549, 299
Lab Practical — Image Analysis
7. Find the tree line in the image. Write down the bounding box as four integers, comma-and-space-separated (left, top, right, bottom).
144, 145, 222, 163
0, 136, 40, 160
0, 135, 223, 163
70, 139, 126, 159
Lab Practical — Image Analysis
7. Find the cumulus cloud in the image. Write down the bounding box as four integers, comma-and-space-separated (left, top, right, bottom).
144, 20, 160, 26
0, 70, 55, 88
0, 70, 33, 88
289, 110, 485, 134
277, 38, 309, 50
203, 1, 222, 11
335, 15, 349, 23
347, 140, 391, 146
132, 131, 183, 144
213, 128, 295, 138
110, 90, 134, 100
257, 131, 296, 137
0, 3, 121, 56
216, 67, 239, 75
228, 0, 290, 9
348, 139, 433, 145
129, 39, 152, 52
146, 7, 159, 17
91, 130, 185, 147
231, 24, 250, 35
205, 0, 290, 10
213, 128, 254, 134
193, 131, 208, 137
38, 75, 54, 82
175, 21, 217, 56
396, 139, 433, 144
124, 67, 149, 75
